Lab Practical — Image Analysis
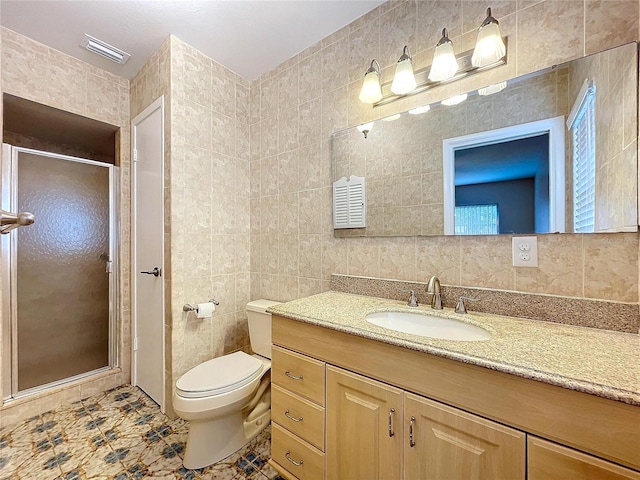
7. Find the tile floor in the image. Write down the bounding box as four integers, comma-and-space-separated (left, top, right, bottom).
0, 384, 284, 479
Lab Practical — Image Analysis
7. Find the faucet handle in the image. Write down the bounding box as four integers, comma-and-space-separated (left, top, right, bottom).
455, 296, 478, 314
402, 289, 419, 307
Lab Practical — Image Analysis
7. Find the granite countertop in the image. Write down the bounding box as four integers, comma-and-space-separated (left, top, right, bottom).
268, 291, 640, 406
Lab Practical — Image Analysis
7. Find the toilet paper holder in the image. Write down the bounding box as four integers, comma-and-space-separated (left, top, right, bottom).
183, 299, 220, 313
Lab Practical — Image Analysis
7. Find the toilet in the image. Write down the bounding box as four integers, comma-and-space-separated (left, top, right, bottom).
173, 299, 280, 469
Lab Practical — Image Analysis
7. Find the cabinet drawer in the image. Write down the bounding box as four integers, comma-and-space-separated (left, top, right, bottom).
272, 345, 325, 405
528, 437, 640, 480
271, 422, 325, 480
272, 384, 325, 451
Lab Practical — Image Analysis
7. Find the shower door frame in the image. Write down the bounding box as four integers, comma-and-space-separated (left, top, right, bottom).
1, 145, 119, 401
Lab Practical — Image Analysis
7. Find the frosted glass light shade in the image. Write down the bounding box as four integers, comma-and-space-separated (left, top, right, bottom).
471, 11, 506, 67
391, 56, 417, 95
409, 105, 431, 115
478, 81, 507, 96
442, 93, 468, 106
428, 31, 459, 82
359, 70, 383, 104
357, 122, 374, 138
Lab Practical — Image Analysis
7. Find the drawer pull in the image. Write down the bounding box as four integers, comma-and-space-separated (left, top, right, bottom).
409, 416, 416, 448
388, 408, 395, 437
285, 451, 304, 467
285, 370, 304, 381
285, 409, 303, 422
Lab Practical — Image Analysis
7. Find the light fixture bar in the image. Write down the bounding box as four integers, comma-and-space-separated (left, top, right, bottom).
83, 34, 131, 64
373, 37, 507, 108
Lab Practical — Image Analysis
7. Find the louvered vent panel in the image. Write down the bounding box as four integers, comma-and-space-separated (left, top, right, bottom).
333, 175, 366, 229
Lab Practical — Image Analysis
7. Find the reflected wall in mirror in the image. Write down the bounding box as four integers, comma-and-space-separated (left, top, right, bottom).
332, 42, 638, 237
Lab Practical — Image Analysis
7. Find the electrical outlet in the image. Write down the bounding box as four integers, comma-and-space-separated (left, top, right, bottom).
512, 236, 538, 267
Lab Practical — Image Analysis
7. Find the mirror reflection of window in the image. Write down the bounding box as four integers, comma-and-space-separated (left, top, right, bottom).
568, 80, 596, 233
455, 204, 499, 235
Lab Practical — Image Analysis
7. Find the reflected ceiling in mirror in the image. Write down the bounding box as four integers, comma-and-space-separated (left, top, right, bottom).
332, 42, 638, 237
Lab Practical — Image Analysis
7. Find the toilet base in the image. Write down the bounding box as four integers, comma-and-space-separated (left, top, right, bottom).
182, 410, 270, 470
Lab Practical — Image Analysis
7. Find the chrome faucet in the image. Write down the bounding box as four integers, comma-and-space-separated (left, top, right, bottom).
426, 276, 442, 310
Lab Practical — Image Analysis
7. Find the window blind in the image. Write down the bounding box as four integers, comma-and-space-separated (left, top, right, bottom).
455, 204, 499, 235
568, 80, 596, 233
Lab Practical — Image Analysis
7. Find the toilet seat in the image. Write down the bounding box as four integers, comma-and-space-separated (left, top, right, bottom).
176, 351, 264, 399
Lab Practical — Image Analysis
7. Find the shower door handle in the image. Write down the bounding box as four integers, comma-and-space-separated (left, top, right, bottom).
140, 267, 161, 277
0, 209, 35, 234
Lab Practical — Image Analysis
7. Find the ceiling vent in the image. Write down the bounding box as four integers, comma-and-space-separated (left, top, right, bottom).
82, 34, 131, 64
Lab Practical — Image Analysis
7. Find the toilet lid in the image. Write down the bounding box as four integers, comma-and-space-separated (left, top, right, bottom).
176, 351, 264, 398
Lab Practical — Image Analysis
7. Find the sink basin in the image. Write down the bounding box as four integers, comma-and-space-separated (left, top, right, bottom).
366, 311, 492, 341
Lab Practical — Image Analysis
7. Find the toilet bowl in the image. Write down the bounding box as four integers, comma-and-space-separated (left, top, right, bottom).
173, 299, 280, 469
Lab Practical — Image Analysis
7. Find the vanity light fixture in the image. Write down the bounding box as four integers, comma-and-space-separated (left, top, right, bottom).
471, 8, 507, 67
357, 122, 374, 139
382, 114, 402, 122
478, 81, 507, 96
391, 46, 417, 95
442, 93, 468, 106
408, 105, 431, 115
359, 60, 383, 104
428, 29, 459, 82
358, 7, 507, 108
82, 34, 131, 64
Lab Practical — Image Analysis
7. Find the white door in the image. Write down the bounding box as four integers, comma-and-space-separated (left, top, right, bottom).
132, 97, 165, 410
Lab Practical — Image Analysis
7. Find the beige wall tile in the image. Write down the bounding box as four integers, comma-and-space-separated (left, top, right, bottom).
515, 234, 583, 296
416, 236, 461, 285
517, 1, 584, 75
460, 236, 515, 290
585, 1, 639, 55
584, 233, 638, 302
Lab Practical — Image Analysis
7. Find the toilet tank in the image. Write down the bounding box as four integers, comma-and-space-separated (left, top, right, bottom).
246, 299, 281, 359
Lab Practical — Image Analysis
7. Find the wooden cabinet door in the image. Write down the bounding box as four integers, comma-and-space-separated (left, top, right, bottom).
528, 437, 640, 480
326, 366, 403, 480
404, 392, 525, 480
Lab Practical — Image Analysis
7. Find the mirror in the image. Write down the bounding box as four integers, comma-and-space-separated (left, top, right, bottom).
332, 42, 638, 236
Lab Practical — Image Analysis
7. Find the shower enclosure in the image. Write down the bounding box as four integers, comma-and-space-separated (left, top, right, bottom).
1, 145, 118, 399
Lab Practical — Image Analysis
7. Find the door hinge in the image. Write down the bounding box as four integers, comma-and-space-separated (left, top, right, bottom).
133, 148, 138, 162
133, 337, 138, 351
106, 260, 113, 274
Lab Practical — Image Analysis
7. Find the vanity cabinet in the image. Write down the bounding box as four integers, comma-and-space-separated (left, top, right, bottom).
269, 345, 326, 480
528, 437, 640, 480
326, 366, 403, 479
270, 315, 640, 479
326, 366, 525, 480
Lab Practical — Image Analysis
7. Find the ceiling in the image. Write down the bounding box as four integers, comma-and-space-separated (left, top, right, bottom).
0, 0, 384, 80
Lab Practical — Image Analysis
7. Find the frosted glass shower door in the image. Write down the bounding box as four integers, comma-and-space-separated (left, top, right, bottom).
2, 146, 116, 395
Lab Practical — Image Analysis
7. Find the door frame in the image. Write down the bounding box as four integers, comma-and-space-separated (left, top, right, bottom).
1, 144, 118, 401
442, 116, 566, 235
131, 96, 165, 412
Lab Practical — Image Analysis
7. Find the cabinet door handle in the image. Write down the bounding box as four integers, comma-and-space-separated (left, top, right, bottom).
285, 370, 303, 381
388, 408, 395, 437
285, 410, 303, 422
285, 451, 304, 467
409, 416, 416, 448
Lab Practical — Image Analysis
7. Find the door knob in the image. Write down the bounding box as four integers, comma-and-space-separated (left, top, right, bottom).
140, 267, 161, 277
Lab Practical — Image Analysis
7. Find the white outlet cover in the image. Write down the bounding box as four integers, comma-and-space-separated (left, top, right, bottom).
512, 236, 538, 267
